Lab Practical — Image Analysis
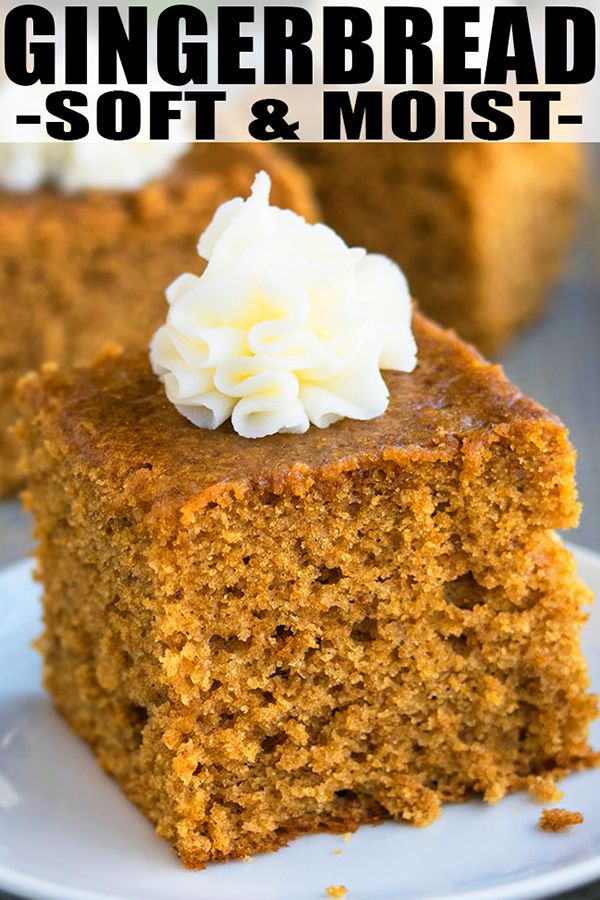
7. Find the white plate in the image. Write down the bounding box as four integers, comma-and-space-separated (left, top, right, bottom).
0, 546, 599, 900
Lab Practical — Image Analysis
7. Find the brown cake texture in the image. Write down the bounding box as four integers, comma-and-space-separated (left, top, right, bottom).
17, 312, 596, 869
0, 143, 317, 496
539, 808, 584, 832
289, 144, 582, 354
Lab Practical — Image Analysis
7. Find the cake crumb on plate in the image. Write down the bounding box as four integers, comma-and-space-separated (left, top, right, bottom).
325, 886, 347, 898
539, 809, 584, 832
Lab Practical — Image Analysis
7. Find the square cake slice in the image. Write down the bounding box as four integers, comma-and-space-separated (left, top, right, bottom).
289, 143, 582, 354
17, 311, 596, 868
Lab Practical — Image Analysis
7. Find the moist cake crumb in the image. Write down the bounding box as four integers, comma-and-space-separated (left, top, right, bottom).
527, 774, 564, 803
539, 809, 584, 832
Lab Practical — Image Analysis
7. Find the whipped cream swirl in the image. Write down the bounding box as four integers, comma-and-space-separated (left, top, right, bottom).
150, 171, 417, 439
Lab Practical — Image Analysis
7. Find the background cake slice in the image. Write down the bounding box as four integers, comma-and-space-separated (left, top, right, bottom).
17, 311, 596, 868
0, 143, 316, 496
289, 143, 582, 354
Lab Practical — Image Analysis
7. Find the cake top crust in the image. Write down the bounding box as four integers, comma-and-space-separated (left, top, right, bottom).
18, 311, 570, 519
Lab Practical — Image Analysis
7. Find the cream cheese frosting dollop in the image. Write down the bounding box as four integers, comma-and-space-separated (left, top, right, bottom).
0, 141, 189, 194
150, 171, 417, 439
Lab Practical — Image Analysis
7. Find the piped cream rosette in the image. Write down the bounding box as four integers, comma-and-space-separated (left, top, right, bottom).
150, 171, 417, 439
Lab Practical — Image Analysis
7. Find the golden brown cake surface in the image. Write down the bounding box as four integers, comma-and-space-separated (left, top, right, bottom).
0, 142, 317, 495
289, 144, 582, 355
17, 313, 579, 523
17, 312, 597, 868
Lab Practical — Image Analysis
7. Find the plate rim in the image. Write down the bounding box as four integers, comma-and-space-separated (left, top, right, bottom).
2, 852, 600, 900
1, 542, 599, 900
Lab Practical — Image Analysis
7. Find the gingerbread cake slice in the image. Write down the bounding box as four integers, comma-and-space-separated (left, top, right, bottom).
0, 142, 316, 495
289, 143, 582, 354
17, 310, 596, 868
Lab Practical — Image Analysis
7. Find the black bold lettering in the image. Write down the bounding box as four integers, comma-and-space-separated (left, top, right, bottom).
444, 91, 465, 140
391, 90, 436, 140
546, 7, 596, 84
384, 7, 433, 84
149, 91, 182, 139
323, 7, 374, 84
471, 90, 515, 140
218, 7, 255, 84
5, 4, 55, 85
519, 90, 561, 140
323, 91, 382, 139
64, 7, 87, 84
98, 7, 147, 84
157, 5, 208, 86
97, 90, 141, 140
485, 8, 538, 84
185, 90, 227, 139
444, 7, 481, 84
264, 7, 313, 84
45, 90, 88, 140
